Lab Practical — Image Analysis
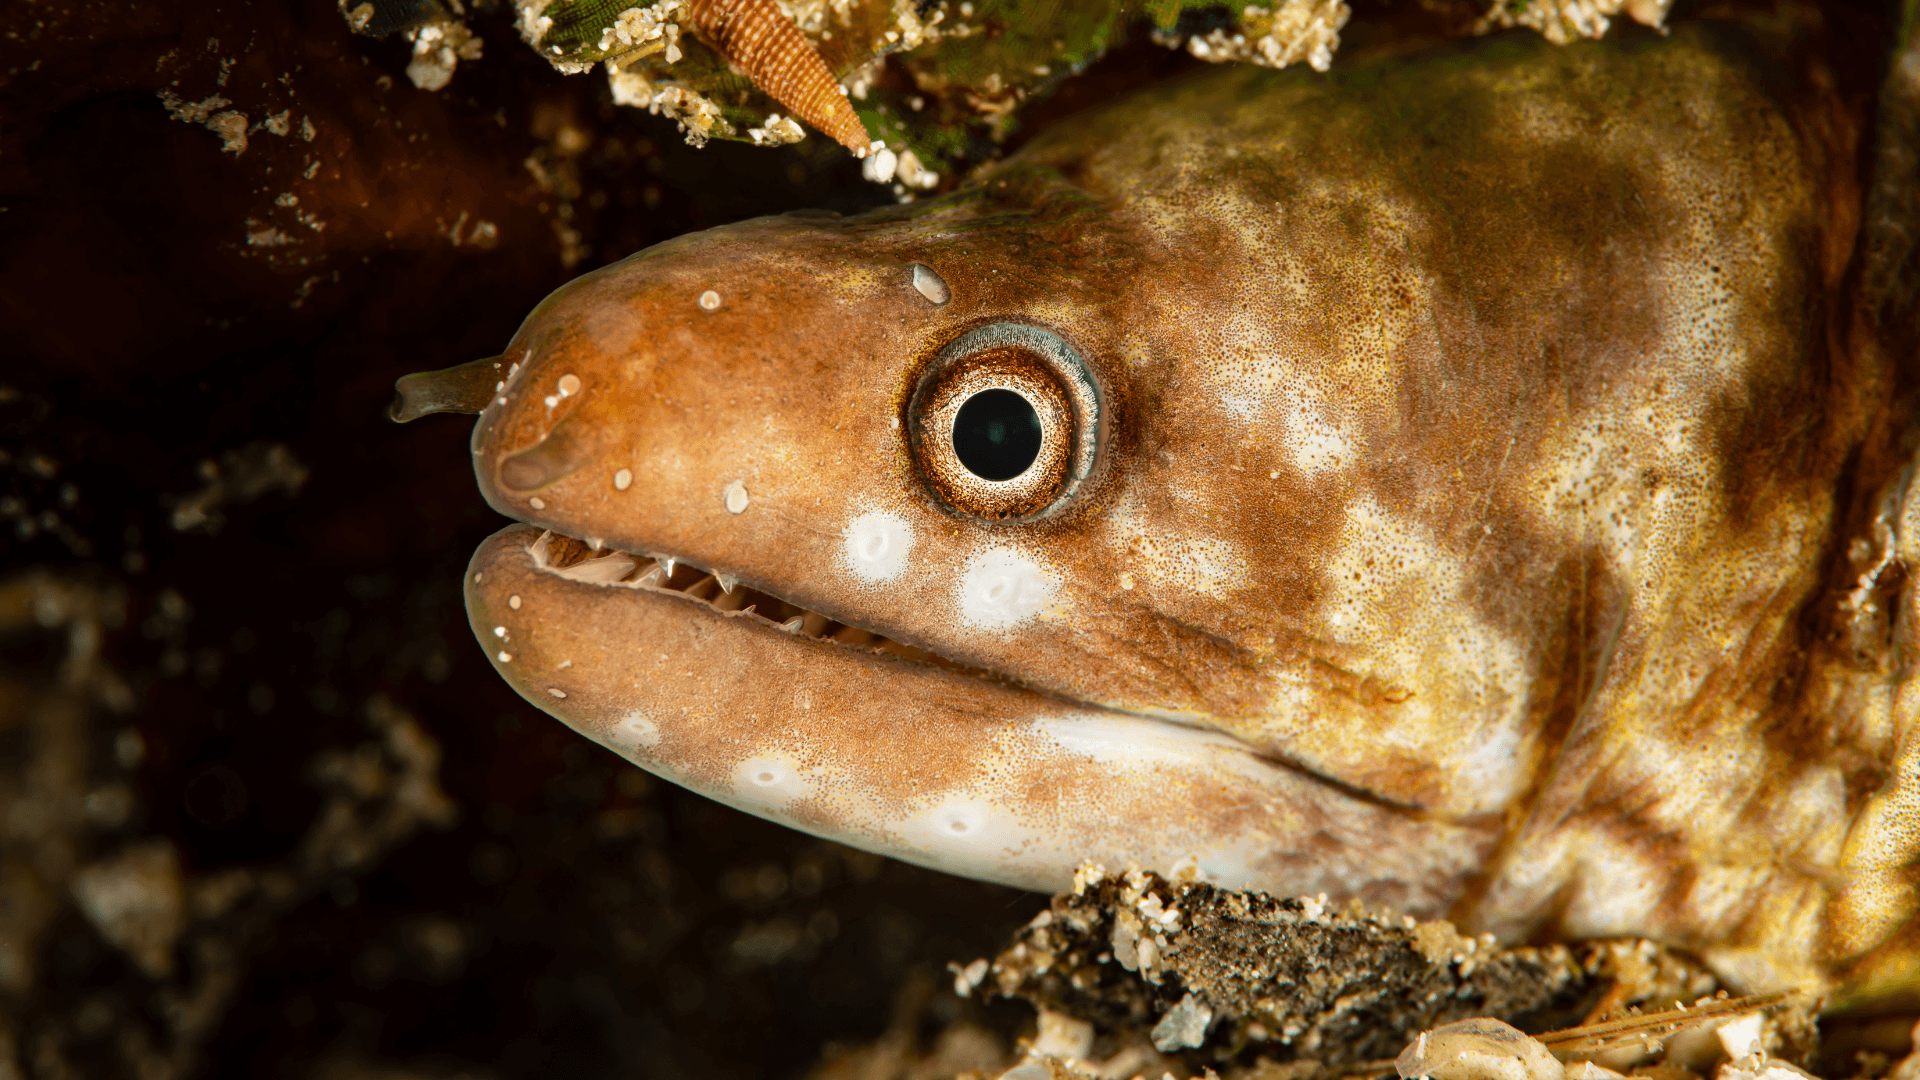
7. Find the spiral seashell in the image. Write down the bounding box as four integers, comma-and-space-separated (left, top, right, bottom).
686, 0, 873, 155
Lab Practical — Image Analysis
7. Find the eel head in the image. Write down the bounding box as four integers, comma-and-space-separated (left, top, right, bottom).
451, 184, 1497, 913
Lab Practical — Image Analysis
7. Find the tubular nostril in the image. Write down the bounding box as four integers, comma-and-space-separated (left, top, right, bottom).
390, 355, 505, 423
498, 411, 597, 492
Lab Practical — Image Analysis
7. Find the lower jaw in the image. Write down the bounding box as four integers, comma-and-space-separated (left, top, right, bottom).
464, 522, 1497, 911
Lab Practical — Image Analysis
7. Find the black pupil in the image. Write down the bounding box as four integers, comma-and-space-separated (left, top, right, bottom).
952, 389, 1042, 481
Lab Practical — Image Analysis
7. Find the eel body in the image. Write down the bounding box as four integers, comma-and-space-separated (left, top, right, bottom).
426, 20, 1919, 1008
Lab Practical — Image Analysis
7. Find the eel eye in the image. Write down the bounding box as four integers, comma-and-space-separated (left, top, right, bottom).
908, 323, 1104, 522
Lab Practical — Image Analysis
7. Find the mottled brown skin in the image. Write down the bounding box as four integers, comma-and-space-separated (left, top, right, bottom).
444, 21, 1920, 1011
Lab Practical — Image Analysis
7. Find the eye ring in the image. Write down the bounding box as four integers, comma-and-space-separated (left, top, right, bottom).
908, 323, 1104, 522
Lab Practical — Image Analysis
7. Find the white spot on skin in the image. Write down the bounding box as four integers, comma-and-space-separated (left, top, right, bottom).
530, 496, 546, 510
841, 511, 914, 583
547, 687, 566, 698
497, 651, 511, 662
493, 626, 507, 638
1119, 572, 1135, 591
616, 710, 659, 749
509, 594, 521, 610
614, 468, 632, 491
557, 373, 581, 397
698, 289, 721, 311
723, 480, 749, 514
731, 755, 810, 808
958, 549, 1056, 629
903, 798, 1018, 859
938, 804, 983, 835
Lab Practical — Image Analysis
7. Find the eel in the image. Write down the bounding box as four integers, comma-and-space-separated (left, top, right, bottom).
401, 16, 1920, 1011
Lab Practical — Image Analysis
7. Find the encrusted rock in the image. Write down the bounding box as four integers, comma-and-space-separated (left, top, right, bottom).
979, 867, 1722, 1067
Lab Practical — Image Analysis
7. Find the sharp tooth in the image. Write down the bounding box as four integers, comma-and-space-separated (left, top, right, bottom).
717, 573, 737, 594
661, 557, 677, 579
553, 554, 638, 583
779, 616, 805, 633
631, 562, 666, 587
529, 530, 554, 567
712, 584, 748, 611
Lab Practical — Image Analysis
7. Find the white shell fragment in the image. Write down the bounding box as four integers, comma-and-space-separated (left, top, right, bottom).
910, 262, 950, 305
1716, 1055, 1819, 1080
861, 146, 898, 183
1151, 991, 1214, 1051
1715, 1014, 1766, 1058
1395, 1018, 1565, 1080
1031, 1010, 1094, 1060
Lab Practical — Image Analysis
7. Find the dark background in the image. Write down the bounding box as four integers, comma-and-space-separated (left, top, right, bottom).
0, 0, 1067, 1075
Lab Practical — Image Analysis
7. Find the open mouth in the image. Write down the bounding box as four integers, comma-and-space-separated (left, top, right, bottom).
526, 527, 972, 673
476, 523, 1487, 905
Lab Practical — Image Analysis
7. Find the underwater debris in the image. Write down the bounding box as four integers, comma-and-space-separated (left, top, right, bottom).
606, 61, 736, 145
404, 14, 485, 91
338, 0, 443, 36
1395, 1017, 1567, 1080
685, 0, 873, 153
70, 841, 187, 981
158, 91, 251, 155
1154, 0, 1352, 73
493, 0, 1682, 177
971, 867, 1744, 1070
597, 0, 687, 59
0, 564, 461, 1075
1477, 0, 1672, 44
586, 0, 874, 151
960, 868, 1849, 1078
335, 0, 484, 90
166, 441, 310, 534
